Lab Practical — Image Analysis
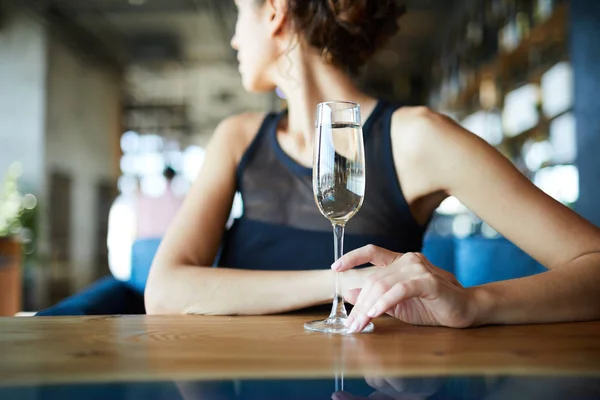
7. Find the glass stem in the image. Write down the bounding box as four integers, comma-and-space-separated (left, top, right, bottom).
329, 223, 348, 320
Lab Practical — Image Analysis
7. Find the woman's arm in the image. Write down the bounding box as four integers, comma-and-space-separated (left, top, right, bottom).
144, 113, 340, 315
341, 107, 600, 328
471, 251, 600, 325
410, 108, 600, 325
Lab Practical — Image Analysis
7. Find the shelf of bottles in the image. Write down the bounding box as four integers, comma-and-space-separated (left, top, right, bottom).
427, 0, 576, 238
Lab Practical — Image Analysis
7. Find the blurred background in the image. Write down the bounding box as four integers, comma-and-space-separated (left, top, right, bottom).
0, 0, 598, 313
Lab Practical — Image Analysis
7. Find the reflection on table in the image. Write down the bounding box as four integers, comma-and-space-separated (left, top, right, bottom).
2, 376, 600, 400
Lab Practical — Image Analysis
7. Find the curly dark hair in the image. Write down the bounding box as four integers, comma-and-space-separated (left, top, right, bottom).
255, 0, 406, 74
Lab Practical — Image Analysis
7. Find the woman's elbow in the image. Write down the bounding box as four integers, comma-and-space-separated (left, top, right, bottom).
144, 266, 173, 315
144, 261, 214, 315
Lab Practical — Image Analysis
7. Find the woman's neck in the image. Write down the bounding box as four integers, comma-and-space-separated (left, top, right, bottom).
274, 44, 377, 144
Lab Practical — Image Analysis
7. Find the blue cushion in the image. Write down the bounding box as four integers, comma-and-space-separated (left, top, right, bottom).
422, 234, 456, 274
454, 236, 547, 287
129, 238, 162, 294
36, 276, 145, 316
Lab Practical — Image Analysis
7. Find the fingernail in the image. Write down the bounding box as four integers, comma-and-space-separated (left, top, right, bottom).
331, 260, 342, 270
367, 307, 377, 318
344, 316, 354, 328
349, 320, 360, 333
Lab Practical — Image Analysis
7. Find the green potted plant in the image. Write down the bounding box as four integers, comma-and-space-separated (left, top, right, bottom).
0, 163, 37, 316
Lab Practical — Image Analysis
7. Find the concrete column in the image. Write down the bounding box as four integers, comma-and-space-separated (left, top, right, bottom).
0, 5, 47, 195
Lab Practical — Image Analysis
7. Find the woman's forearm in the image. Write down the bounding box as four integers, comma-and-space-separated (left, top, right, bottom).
470, 252, 600, 326
145, 265, 334, 315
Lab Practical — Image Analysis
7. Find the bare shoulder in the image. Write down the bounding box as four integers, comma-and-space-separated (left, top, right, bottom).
390, 106, 444, 160
389, 106, 489, 199
210, 111, 268, 164
391, 105, 456, 124
215, 111, 267, 137
390, 106, 482, 158
391, 106, 459, 140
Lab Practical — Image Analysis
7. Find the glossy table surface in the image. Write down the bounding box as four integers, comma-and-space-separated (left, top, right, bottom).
1, 314, 599, 399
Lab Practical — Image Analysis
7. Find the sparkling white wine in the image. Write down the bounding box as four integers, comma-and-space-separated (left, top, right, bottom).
305, 101, 374, 334
314, 123, 365, 224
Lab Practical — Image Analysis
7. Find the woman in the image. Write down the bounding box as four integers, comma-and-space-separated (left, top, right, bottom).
145, 0, 600, 329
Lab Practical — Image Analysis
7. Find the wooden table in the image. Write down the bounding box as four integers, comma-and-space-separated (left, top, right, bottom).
1, 315, 599, 386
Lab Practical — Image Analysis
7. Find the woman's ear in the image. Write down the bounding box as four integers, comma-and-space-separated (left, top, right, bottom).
264, 0, 288, 37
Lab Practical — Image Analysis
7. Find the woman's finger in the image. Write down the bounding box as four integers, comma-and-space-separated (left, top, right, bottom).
344, 264, 409, 330
331, 391, 365, 400
347, 272, 405, 327
344, 288, 362, 304
345, 253, 428, 331
350, 277, 431, 332
368, 277, 438, 319
332, 245, 401, 272
345, 252, 425, 311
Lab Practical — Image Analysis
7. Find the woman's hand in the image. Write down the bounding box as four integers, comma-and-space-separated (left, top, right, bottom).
332, 245, 476, 332
332, 376, 444, 400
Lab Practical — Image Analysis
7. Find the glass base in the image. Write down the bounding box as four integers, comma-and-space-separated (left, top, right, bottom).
304, 317, 374, 334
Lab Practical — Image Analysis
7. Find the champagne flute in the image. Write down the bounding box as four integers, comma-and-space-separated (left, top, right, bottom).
304, 101, 374, 334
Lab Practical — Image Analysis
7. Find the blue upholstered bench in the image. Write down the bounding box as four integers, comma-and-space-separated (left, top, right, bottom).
36, 238, 162, 316
37, 235, 546, 316
422, 234, 547, 287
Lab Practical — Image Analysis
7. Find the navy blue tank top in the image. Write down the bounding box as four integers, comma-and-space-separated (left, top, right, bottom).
217, 100, 427, 270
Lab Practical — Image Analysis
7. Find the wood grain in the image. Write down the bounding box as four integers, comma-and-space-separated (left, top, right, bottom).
0, 315, 599, 386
